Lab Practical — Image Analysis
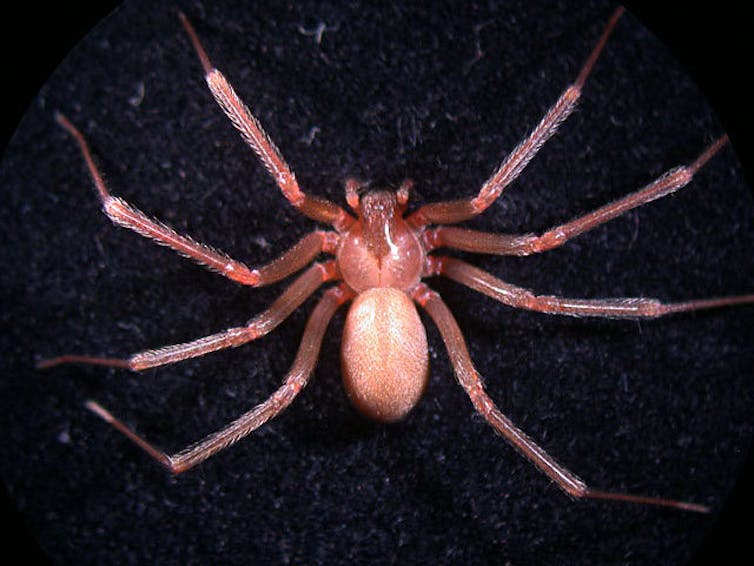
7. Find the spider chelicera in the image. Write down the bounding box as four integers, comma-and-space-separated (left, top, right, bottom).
39, 8, 754, 513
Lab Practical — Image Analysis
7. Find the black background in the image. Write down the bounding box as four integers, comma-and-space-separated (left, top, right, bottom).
2, 1, 752, 564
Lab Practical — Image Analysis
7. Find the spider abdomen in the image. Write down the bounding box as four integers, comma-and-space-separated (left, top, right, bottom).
341, 287, 428, 422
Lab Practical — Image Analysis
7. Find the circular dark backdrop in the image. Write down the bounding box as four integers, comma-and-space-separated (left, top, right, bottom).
2, 1, 752, 564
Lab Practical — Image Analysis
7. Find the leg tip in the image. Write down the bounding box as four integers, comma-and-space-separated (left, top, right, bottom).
35, 357, 56, 370
54, 110, 71, 129
84, 399, 114, 423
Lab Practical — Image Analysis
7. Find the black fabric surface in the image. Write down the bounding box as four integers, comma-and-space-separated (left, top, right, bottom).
2, 1, 753, 564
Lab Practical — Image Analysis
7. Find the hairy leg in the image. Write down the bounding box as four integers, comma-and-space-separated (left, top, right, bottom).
38, 261, 339, 370
408, 7, 625, 227
423, 136, 729, 256
412, 282, 708, 512
56, 113, 338, 286
84, 283, 353, 473
179, 12, 353, 231
428, 256, 754, 318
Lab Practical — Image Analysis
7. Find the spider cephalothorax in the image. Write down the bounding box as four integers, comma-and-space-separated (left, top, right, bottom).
338, 185, 425, 292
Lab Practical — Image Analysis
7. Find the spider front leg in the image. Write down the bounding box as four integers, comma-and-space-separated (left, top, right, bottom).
38, 260, 339, 370
408, 7, 625, 227
178, 12, 354, 232
424, 135, 729, 256
56, 113, 338, 287
85, 283, 353, 474
429, 256, 754, 318
412, 283, 709, 512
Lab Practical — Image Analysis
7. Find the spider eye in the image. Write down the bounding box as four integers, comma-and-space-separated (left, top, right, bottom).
360, 190, 397, 213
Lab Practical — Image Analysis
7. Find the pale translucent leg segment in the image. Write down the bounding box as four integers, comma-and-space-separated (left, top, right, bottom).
178, 12, 354, 231
37, 261, 339, 371
408, 7, 625, 227
424, 136, 729, 256
412, 282, 708, 512
85, 283, 354, 473
428, 256, 754, 318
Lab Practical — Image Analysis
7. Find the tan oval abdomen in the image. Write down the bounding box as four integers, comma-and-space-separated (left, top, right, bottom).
341, 287, 429, 422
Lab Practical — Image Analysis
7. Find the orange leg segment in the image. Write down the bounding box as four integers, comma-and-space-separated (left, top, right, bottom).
84, 283, 353, 473
412, 282, 709, 513
178, 12, 354, 231
408, 7, 625, 227
37, 261, 339, 371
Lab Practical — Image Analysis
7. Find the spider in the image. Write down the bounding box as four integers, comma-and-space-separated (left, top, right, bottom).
38, 8, 754, 513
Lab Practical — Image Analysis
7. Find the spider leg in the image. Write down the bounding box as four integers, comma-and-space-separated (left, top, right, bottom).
250, 230, 340, 286
178, 12, 354, 232
412, 282, 709, 512
424, 136, 729, 256
37, 261, 339, 370
408, 7, 624, 227
56, 113, 336, 286
84, 283, 353, 473
428, 256, 754, 318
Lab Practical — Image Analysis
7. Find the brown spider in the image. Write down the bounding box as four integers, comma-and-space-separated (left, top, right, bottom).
39, 8, 754, 513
